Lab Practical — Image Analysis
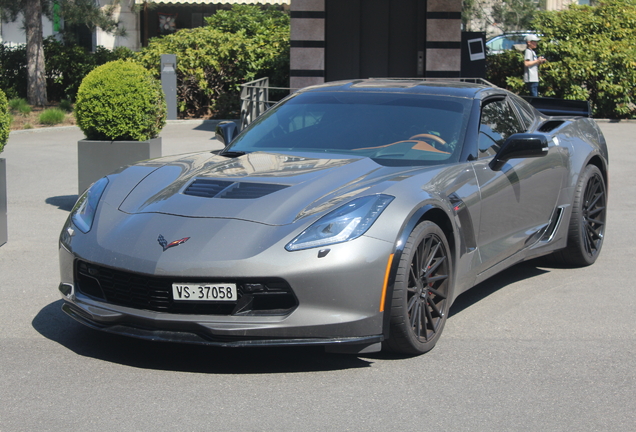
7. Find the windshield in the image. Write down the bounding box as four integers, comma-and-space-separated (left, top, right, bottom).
226, 91, 471, 166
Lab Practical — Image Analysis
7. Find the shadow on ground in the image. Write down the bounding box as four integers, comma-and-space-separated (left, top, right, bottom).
33, 260, 553, 370
364, 259, 552, 360
448, 258, 550, 318
46, 195, 78, 212
32, 300, 374, 374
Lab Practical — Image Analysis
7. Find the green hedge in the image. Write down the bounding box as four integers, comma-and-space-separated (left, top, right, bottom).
135, 5, 289, 118
75, 60, 167, 141
0, 89, 9, 153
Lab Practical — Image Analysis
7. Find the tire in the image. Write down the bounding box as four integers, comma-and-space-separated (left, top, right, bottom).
384, 221, 453, 355
552, 164, 607, 267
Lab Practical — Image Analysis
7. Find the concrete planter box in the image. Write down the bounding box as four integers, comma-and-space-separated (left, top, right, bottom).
0, 158, 7, 247
78, 138, 162, 193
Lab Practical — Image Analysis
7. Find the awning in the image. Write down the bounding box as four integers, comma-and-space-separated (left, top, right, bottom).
134, 0, 289, 4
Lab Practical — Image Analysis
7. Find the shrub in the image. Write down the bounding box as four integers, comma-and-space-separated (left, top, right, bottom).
75, 60, 167, 141
39, 108, 66, 125
0, 89, 9, 153
135, 5, 289, 118
59, 99, 73, 112
0, 44, 27, 100
8, 98, 31, 115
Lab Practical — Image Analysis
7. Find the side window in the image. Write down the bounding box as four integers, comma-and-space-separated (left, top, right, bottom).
509, 94, 535, 129
478, 99, 524, 158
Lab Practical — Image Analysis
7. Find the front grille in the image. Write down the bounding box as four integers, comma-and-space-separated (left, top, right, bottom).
75, 261, 297, 316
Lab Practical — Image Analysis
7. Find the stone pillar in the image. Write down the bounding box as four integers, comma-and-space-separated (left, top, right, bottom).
290, 0, 325, 90
426, 0, 462, 77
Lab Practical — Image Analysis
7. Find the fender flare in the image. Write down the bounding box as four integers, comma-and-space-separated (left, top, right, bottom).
381, 203, 456, 339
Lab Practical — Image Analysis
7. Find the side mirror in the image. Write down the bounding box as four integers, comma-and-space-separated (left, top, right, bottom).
215, 121, 238, 146
489, 133, 549, 171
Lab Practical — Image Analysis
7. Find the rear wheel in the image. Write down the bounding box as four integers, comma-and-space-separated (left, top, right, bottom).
553, 164, 607, 267
385, 221, 452, 355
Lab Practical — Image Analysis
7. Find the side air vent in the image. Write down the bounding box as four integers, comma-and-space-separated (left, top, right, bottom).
184, 179, 289, 199
538, 120, 565, 133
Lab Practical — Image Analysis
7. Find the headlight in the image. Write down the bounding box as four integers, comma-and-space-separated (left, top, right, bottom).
71, 177, 109, 233
285, 194, 394, 251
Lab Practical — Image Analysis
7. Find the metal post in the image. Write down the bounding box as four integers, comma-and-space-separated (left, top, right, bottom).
161, 54, 178, 120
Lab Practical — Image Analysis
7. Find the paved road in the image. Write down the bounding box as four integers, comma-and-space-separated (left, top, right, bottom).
0, 121, 634, 431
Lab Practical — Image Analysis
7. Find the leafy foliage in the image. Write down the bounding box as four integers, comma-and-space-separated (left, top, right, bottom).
0, 44, 28, 100
58, 99, 73, 112
463, 0, 544, 32
135, 5, 289, 118
0, 0, 122, 42
0, 0, 124, 105
8, 98, 31, 115
487, 0, 636, 118
0, 89, 9, 153
44, 39, 133, 102
38, 108, 66, 125
0, 38, 133, 102
75, 60, 167, 141
492, 0, 541, 32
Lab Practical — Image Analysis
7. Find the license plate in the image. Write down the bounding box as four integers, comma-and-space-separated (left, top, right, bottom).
172, 283, 237, 302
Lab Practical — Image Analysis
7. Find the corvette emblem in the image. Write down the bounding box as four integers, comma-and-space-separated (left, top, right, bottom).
158, 234, 190, 252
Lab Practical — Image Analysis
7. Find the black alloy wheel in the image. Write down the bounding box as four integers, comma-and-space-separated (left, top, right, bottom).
580, 168, 606, 257
385, 221, 452, 354
554, 164, 607, 267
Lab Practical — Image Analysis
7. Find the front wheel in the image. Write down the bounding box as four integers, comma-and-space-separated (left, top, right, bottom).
385, 221, 452, 355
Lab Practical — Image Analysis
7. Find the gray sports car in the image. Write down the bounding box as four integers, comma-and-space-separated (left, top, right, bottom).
58, 79, 608, 355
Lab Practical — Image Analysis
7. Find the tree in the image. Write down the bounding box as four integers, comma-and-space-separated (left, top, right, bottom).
463, 0, 544, 33
0, 0, 122, 106
24, 0, 47, 105
492, 0, 542, 32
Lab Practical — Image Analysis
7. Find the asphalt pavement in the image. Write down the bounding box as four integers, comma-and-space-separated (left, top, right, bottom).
0, 120, 634, 431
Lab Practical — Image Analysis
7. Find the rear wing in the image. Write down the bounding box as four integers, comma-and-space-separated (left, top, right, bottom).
522, 96, 591, 117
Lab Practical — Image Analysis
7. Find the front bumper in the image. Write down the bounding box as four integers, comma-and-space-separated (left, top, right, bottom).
61, 299, 382, 352
59, 216, 394, 352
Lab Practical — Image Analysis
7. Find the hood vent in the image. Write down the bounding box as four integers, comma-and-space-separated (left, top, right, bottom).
184, 178, 289, 199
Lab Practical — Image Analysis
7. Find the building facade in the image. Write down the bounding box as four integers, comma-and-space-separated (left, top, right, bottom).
290, 0, 463, 88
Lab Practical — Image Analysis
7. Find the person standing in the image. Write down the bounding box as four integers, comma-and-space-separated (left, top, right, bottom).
523, 34, 546, 97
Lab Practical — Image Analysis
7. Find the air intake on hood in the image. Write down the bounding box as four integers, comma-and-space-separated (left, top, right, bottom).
184, 179, 289, 199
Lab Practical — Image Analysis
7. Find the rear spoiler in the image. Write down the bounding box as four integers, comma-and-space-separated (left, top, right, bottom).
522, 96, 591, 117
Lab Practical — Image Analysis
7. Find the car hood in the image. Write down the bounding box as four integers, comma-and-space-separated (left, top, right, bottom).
117, 151, 425, 226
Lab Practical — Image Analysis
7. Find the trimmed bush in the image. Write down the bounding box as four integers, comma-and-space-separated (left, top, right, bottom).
0, 89, 9, 153
75, 60, 167, 141
39, 108, 66, 125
